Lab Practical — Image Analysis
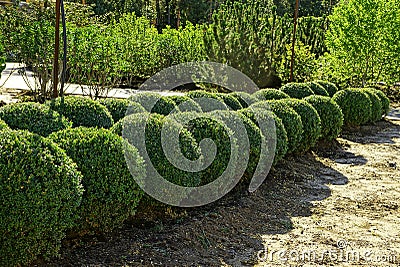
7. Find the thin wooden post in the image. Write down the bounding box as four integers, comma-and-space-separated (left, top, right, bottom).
53, 0, 61, 98
290, 0, 300, 82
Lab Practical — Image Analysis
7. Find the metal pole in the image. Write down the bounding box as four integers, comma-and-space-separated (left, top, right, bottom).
290, 0, 300, 82
53, 0, 61, 99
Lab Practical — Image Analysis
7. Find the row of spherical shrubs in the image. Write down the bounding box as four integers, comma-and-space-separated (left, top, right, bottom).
0, 80, 390, 266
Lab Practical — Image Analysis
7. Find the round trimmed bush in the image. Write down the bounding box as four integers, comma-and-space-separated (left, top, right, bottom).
130, 92, 178, 115
304, 95, 344, 141
280, 83, 314, 99
164, 95, 203, 112
307, 82, 329, 96
278, 99, 322, 152
0, 102, 72, 136
315, 80, 338, 97
187, 90, 228, 112
126, 101, 148, 114
229, 91, 258, 108
253, 88, 290, 101
0, 130, 83, 267
215, 93, 243, 110
99, 98, 130, 122
332, 89, 372, 126
251, 100, 303, 154
48, 127, 145, 233
359, 88, 383, 123
0, 119, 8, 130
46, 96, 114, 128
371, 88, 390, 116
239, 108, 288, 166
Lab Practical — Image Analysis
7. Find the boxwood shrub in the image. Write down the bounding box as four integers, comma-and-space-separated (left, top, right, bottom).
307, 82, 329, 96
126, 101, 148, 115
280, 83, 314, 99
186, 90, 228, 112
0, 130, 83, 267
99, 98, 130, 122
304, 95, 344, 141
215, 93, 243, 110
251, 100, 303, 154
0, 119, 8, 130
239, 108, 288, 166
253, 88, 290, 101
278, 99, 322, 152
229, 91, 258, 108
0, 102, 72, 136
371, 88, 390, 116
359, 88, 383, 123
48, 127, 145, 233
315, 80, 338, 97
47, 96, 114, 128
164, 95, 203, 112
332, 89, 372, 126
130, 92, 178, 115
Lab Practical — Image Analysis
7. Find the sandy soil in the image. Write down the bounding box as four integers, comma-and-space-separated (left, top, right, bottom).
37, 116, 400, 267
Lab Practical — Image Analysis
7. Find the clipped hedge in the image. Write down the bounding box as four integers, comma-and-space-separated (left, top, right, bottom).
215, 93, 243, 110
126, 101, 148, 114
304, 95, 344, 141
332, 89, 372, 126
280, 82, 314, 99
48, 127, 145, 233
0, 130, 83, 267
129, 92, 178, 115
251, 100, 303, 154
0, 119, 9, 130
187, 90, 228, 112
315, 80, 338, 97
99, 98, 130, 122
240, 107, 288, 166
253, 88, 290, 101
307, 82, 329, 96
359, 88, 383, 123
229, 91, 258, 108
0, 102, 72, 136
371, 88, 390, 116
47, 96, 114, 128
164, 95, 203, 112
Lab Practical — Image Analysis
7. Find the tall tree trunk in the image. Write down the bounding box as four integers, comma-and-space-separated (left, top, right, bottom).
290, 0, 300, 82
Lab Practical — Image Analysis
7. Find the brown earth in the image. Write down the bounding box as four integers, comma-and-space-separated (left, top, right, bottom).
36, 115, 400, 267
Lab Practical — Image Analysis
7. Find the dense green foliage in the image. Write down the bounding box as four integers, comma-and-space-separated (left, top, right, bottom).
48, 127, 145, 233
315, 80, 338, 97
281, 83, 314, 99
307, 82, 329, 96
0, 102, 72, 136
253, 89, 290, 101
0, 35, 4, 78
304, 95, 344, 141
164, 95, 203, 112
0, 130, 83, 266
371, 88, 390, 116
359, 88, 383, 123
47, 96, 114, 128
215, 93, 243, 110
187, 91, 228, 112
129, 93, 178, 115
332, 89, 372, 126
229, 92, 258, 108
0, 119, 8, 130
99, 98, 130, 122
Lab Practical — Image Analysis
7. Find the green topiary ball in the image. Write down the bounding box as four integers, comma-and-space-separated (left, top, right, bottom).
130, 92, 178, 115
239, 108, 288, 166
48, 127, 145, 233
315, 80, 338, 97
307, 82, 329, 96
359, 88, 383, 123
164, 95, 203, 112
229, 91, 258, 108
0, 118, 9, 130
277, 99, 321, 152
0, 102, 72, 136
332, 89, 372, 126
186, 90, 228, 112
280, 83, 314, 99
0, 130, 83, 267
98, 98, 130, 123
215, 93, 243, 110
253, 88, 290, 101
370, 88, 390, 116
46, 96, 114, 128
251, 100, 303, 154
304, 95, 344, 141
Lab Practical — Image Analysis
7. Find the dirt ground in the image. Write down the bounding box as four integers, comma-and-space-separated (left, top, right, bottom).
35, 113, 399, 267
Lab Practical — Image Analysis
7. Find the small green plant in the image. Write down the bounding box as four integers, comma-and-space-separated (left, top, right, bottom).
280, 83, 314, 99
0, 102, 72, 136
229, 92, 258, 108
359, 88, 383, 123
215, 93, 243, 110
315, 80, 339, 97
304, 95, 344, 141
253, 88, 290, 101
332, 88, 372, 126
46, 96, 114, 128
307, 82, 329, 96
99, 98, 130, 123
48, 127, 145, 233
0, 130, 83, 267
